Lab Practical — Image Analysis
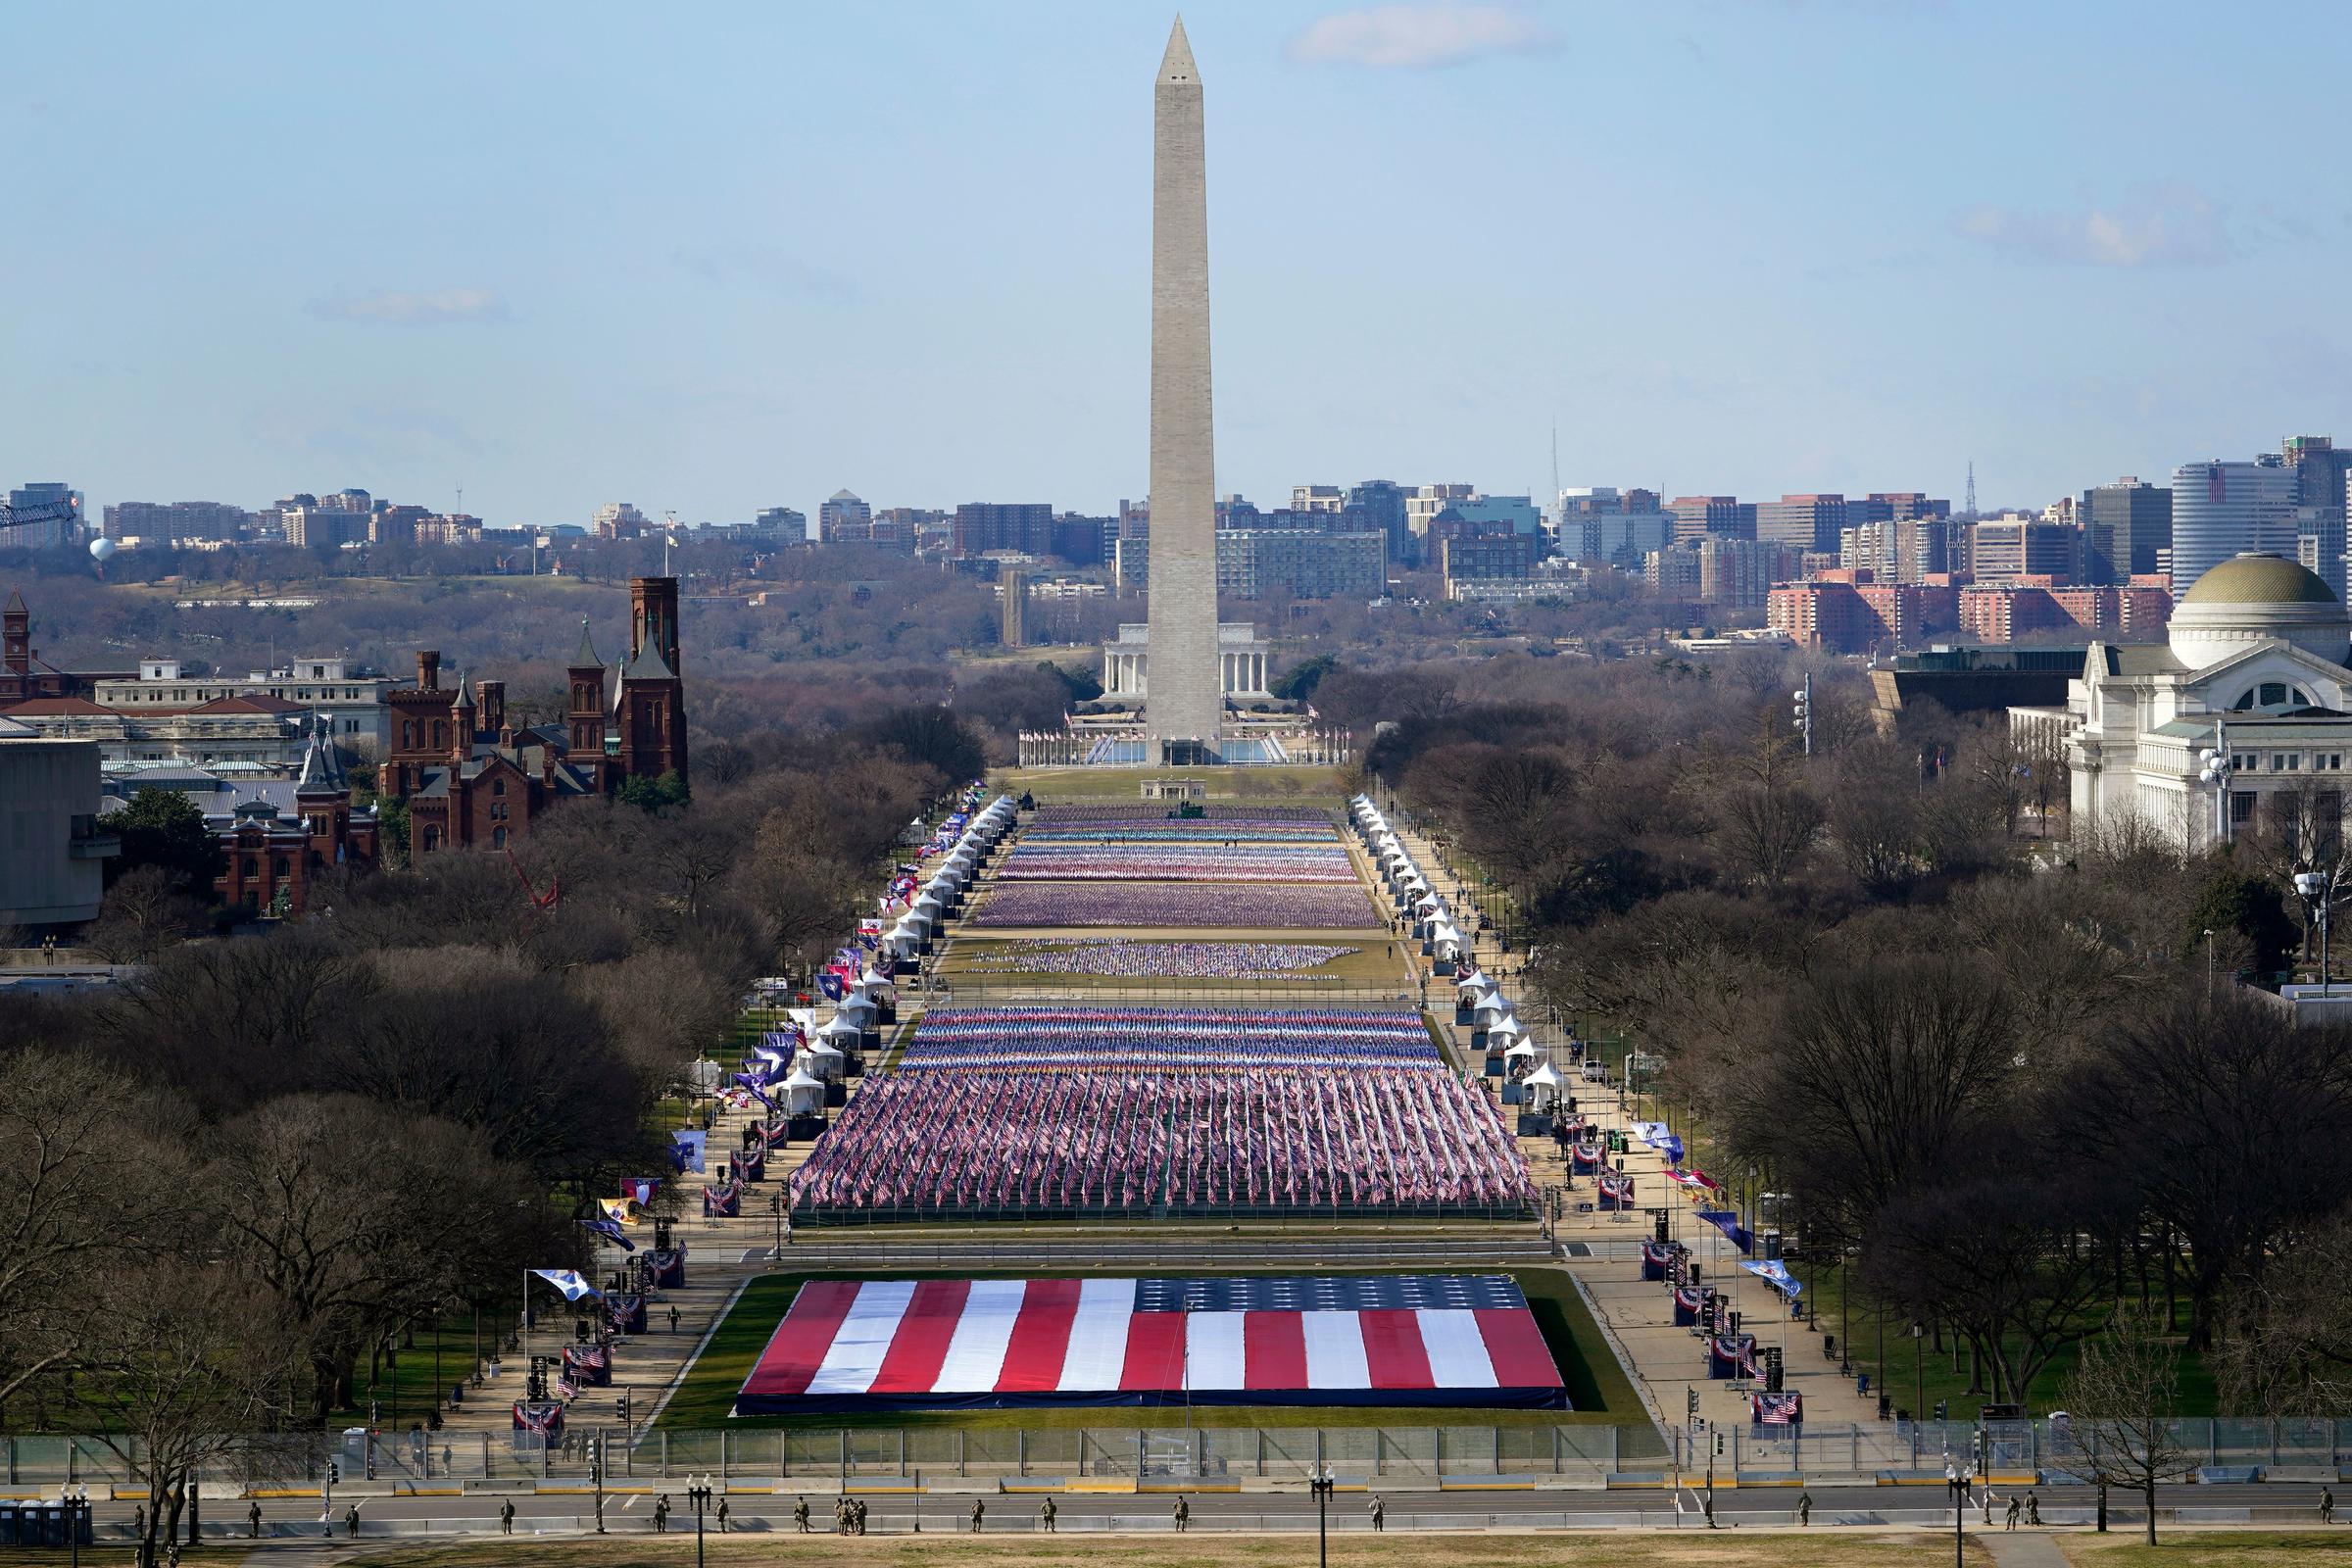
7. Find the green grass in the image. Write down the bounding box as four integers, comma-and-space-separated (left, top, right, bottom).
659, 1268, 1638, 1434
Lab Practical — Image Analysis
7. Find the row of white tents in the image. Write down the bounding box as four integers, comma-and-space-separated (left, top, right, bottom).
1348, 795, 1564, 1114
874, 795, 1019, 964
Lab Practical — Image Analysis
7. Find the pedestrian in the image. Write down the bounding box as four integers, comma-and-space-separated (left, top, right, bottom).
1369, 1494, 1386, 1533
2027, 1492, 2040, 1528
1944, 1461, 1957, 1501
795, 1495, 811, 1533
654, 1495, 670, 1533
834, 1498, 848, 1535
854, 1497, 867, 1535
346, 1503, 361, 1538
2005, 1494, 2021, 1531
669, 1305, 681, 1334
2326, 1487, 2337, 1525
1040, 1497, 1057, 1533
134, 1505, 146, 1539
249, 1500, 263, 1539
717, 1497, 730, 1533
500, 1499, 515, 1535
1172, 1494, 1191, 1532
1796, 1491, 1812, 1527
165, 1544, 179, 1568
442, 1445, 453, 1474
971, 1497, 986, 1533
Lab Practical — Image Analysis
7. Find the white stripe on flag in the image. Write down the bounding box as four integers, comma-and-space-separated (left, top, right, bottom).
805, 1280, 917, 1395
1056, 1278, 1137, 1392
1184, 1311, 1247, 1391
1415, 1308, 1498, 1389
933, 1280, 1027, 1392
1301, 1310, 1372, 1391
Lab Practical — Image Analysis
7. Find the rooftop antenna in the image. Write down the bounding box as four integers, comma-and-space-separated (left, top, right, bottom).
1965, 461, 1978, 521
1550, 419, 1560, 511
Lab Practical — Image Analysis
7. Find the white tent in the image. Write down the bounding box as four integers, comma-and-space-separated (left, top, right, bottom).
801, 1040, 845, 1080
858, 968, 896, 998
1503, 1038, 1540, 1059
834, 994, 878, 1024
816, 1014, 863, 1045
1431, 926, 1465, 958
1473, 993, 1515, 1023
782, 1068, 826, 1115
1523, 1061, 1563, 1111
1489, 1016, 1528, 1046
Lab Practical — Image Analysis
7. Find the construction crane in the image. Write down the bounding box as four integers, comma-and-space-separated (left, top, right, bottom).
0, 494, 79, 543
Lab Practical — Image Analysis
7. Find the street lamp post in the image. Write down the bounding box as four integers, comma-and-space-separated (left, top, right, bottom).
2198, 720, 2234, 846
1955, 1463, 1971, 1568
768, 1192, 784, 1259
1309, 1467, 1335, 1568
2295, 868, 2335, 996
687, 1478, 713, 1568
1909, 1321, 1926, 1454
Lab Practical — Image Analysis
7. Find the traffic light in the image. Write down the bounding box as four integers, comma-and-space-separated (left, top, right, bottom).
1713, 1431, 1726, 1458
1686, 1388, 1699, 1419
327, 1460, 340, 1486
616, 1391, 633, 1423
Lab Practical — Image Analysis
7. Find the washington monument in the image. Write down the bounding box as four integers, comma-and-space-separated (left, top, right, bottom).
1145, 16, 1222, 756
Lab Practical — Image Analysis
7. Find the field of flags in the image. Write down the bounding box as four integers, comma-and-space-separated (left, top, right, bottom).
970, 880, 1380, 929
996, 808, 1357, 884
957, 938, 1360, 980
786, 1004, 1537, 1220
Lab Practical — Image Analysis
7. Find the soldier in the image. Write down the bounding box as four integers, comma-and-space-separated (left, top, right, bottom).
1797, 1491, 1812, 1527
834, 1497, 849, 1535
654, 1495, 670, 1534
345, 1503, 362, 1538
249, 1500, 264, 1539
794, 1495, 811, 1534
2326, 1487, 2338, 1526
500, 1499, 516, 1535
855, 1497, 868, 1536
1173, 1494, 1190, 1532
2006, 1494, 2022, 1531
2027, 1492, 2041, 1528
971, 1497, 986, 1533
717, 1497, 730, 1533
1040, 1497, 1057, 1533
1369, 1494, 1386, 1533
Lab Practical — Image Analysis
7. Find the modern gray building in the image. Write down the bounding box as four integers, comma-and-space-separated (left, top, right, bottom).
1215, 529, 1385, 600
2284, 435, 2352, 603
0, 721, 113, 928
2079, 477, 2172, 586
2171, 457, 2298, 596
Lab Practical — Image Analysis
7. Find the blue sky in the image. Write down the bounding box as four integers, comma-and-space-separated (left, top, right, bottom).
7, 1, 2348, 528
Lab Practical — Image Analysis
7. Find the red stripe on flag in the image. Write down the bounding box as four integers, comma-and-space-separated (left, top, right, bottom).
1119, 1311, 1187, 1392
1243, 1310, 1307, 1391
741, 1279, 860, 1398
866, 1279, 970, 1394
1473, 1308, 1563, 1389
996, 1279, 1083, 1392
1358, 1309, 1436, 1389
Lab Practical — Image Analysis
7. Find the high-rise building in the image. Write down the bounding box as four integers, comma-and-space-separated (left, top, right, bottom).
1755, 494, 1847, 552
1666, 496, 1751, 544
1216, 529, 1384, 599
951, 502, 1053, 557
1968, 516, 2080, 583
1347, 480, 1413, 566
2079, 477, 2172, 586
753, 506, 808, 540
3, 484, 80, 551
2170, 457, 2298, 594
593, 502, 649, 540
102, 501, 248, 543
1290, 484, 1345, 514
818, 490, 871, 543
1696, 537, 1801, 609
1406, 484, 1475, 551
1442, 533, 1539, 588
2283, 435, 2352, 602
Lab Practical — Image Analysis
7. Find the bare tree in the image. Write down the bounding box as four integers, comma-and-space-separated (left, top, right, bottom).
81, 865, 206, 963
2058, 1307, 2196, 1545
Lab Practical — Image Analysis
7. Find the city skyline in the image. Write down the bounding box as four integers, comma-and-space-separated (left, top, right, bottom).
8, 2, 2350, 527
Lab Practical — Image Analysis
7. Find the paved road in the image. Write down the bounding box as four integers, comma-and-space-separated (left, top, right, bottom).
83, 1482, 2343, 1542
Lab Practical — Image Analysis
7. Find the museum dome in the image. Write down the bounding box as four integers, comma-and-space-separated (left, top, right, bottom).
2170, 553, 2352, 669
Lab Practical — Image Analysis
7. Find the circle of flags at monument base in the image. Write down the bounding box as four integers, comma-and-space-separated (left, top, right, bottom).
786, 1004, 1537, 1221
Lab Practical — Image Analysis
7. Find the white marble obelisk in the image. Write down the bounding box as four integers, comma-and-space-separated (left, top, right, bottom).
1144, 16, 1222, 756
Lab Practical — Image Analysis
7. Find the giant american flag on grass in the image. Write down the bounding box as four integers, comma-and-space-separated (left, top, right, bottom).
735, 1274, 1566, 1414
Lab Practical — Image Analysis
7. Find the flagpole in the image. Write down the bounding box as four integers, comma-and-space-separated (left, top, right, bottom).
521, 1269, 530, 1392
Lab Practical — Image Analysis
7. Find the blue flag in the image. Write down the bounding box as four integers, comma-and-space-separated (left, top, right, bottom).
531, 1268, 602, 1301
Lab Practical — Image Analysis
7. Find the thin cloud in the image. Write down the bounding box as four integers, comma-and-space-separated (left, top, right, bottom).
310, 287, 511, 325
1951, 186, 2236, 269
1286, 4, 1560, 68
672, 245, 857, 303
